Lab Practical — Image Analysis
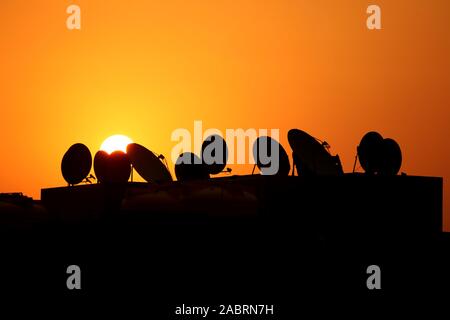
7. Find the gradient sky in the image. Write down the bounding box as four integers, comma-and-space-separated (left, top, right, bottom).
1, 1, 449, 230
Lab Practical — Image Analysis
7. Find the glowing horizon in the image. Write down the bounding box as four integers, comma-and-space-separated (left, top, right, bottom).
100, 134, 133, 155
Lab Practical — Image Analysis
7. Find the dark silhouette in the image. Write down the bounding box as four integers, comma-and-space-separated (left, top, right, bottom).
357, 131, 384, 174
288, 129, 343, 176
61, 143, 92, 185
252, 136, 290, 176
380, 138, 402, 175
93, 150, 109, 183
106, 151, 131, 183
201, 134, 228, 175
175, 152, 210, 181
0, 129, 446, 308
126, 142, 172, 183
94, 150, 131, 183
357, 131, 402, 175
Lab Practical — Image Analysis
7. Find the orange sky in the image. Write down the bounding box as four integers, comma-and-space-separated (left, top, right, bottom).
1, 1, 449, 230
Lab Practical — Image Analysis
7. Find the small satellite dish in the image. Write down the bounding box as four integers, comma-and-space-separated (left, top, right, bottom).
288, 129, 342, 176
252, 136, 290, 175
175, 152, 210, 181
61, 143, 92, 185
93, 150, 131, 183
380, 138, 402, 175
94, 150, 110, 183
357, 131, 384, 174
126, 143, 172, 183
201, 134, 228, 175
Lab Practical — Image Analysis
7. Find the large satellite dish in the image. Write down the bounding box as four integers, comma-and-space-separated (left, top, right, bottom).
201, 134, 228, 175
61, 143, 92, 185
288, 129, 342, 176
175, 152, 210, 181
252, 136, 290, 176
357, 131, 383, 174
93, 150, 131, 183
357, 132, 402, 175
126, 143, 172, 183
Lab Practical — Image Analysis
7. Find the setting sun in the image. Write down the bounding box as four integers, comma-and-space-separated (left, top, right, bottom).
100, 135, 133, 155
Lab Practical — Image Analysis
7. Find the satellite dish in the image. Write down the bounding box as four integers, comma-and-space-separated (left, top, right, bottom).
61, 143, 92, 185
380, 138, 402, 175
126, 143, 172, 183
93, 150, 109, 183
357, 131, 384, 174
107, 151, 132, 183
288, 129, 342, 176
201, 134, 228, 175
175, 152, 210, 181
93, 150, 131, 183
357, 132, 402, 175
252, 136, 290, 175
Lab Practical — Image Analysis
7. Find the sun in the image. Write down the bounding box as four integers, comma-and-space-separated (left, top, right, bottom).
100, 134, 133, 154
